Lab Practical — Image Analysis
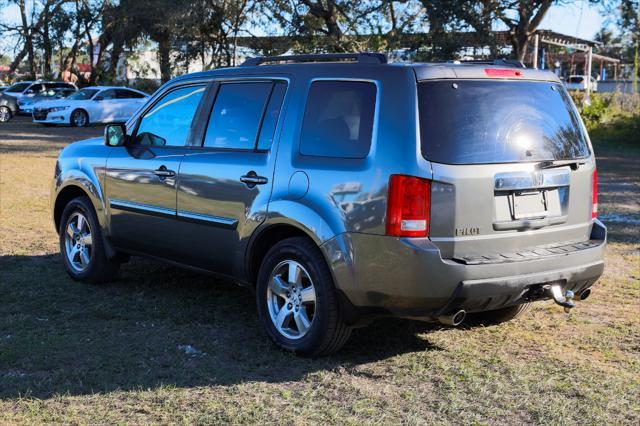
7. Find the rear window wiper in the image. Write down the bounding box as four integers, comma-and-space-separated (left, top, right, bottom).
536, 160, 586, 170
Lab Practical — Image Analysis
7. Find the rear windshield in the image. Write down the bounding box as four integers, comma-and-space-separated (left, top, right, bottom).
418, 80, 590, 165
567, 77, 584, 83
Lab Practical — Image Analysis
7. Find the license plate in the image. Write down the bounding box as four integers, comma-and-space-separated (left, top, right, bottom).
512, 191, 548, 219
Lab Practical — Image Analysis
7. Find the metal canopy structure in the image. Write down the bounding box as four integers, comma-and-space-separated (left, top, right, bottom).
231, 30, 620, 93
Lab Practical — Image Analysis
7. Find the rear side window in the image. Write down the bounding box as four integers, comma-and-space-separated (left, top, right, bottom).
134, 85, 206, 147
300, 81, 376, 158
117, 89, 145, 99
418, 80, 590, 164
97, 89, 116, 100
257, 82, 287, 150
203, 81, 280, 150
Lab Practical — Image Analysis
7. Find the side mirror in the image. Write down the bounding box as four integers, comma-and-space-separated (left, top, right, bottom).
105, 123, 127, 147
94, 96, 103, 101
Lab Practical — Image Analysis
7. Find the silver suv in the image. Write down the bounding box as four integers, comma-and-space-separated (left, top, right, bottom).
52, 53, 605, 356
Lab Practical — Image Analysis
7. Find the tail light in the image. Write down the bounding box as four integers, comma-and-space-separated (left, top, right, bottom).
592, 169, 598, 219
386, 174, 431, 237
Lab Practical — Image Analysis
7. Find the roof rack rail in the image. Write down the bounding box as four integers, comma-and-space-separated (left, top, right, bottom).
240, 52, 387, 67
445, 59, 526, 68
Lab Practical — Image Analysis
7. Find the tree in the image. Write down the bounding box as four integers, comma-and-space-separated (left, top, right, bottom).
494, 0, 557, 61
0, 0, 73, 78
261, 0, 389, 52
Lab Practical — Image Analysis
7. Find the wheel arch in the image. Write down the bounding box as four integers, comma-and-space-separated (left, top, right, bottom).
245, 223, 319, 287
53, 184, 94, 233
53, 182, 119, 259
53, 178, 105, 234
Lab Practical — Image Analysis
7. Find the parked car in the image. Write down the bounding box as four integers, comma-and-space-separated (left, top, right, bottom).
18, 87, 77, 114
565, 75, 598, 92
51, 53, 605, 356
3, 80, 77, 101
0, 93, 19, 122
33, 86, 149, 127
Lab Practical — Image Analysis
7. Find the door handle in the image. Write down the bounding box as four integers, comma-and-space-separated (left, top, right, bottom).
240, 171, 268, 188
154, 166, 176, 178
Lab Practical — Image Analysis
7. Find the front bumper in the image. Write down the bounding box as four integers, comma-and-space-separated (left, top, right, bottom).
33, 109, 70, 124
321, 220, 606, 322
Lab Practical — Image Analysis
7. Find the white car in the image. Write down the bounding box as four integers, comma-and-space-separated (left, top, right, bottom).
4, 81, 77, 102
32, 86, 149, 127
565, 75, 598, 92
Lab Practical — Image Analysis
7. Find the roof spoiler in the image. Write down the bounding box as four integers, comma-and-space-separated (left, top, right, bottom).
240, 52, 387, 67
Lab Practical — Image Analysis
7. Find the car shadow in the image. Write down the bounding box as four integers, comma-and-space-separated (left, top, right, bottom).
0, 253, 444, 399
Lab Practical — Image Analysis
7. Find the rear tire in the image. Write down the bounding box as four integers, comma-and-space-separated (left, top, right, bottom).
256, 237, 351, 356
59, 196, 119, 284
470, 303, 532, 325
0, 106, 12, 122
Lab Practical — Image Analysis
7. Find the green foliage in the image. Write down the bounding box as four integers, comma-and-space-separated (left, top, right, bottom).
590, 114, 640, 146
571, 91, 640, 147
573, 93, 612, 129
128, 78, 161, 95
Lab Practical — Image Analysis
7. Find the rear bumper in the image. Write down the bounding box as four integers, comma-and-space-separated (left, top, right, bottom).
321, 220, 606, 322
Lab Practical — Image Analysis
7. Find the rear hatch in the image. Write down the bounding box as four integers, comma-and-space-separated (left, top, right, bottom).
418, 76, 596, 260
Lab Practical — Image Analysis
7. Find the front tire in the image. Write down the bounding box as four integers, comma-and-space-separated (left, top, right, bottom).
70, 109, 89, 127
0, 106, 12, 122
256, 237, 351, 356
59, 196, 119, 283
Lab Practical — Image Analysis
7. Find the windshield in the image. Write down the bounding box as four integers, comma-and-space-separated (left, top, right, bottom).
418, 80, 590, 165
6, 83, 31, 93
568, 77, 584, 83
67, 89, 98, 100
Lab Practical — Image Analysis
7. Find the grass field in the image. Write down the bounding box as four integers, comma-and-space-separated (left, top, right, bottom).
1, 116, 639, 424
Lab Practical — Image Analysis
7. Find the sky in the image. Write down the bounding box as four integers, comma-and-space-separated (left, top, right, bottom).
0, 0, 608, 55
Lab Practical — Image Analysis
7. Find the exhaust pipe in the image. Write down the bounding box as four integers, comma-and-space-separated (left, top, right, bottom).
578, 288, 591, 301
438, 309, 466, 326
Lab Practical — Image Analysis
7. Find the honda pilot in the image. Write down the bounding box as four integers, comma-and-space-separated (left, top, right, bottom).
51, 53, 605, 356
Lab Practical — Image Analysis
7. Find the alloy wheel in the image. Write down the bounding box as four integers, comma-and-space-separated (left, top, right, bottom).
64, 211, 93, 272
72, 111, 87, 127
0, 106, 11, 122
267, 260, 317, 340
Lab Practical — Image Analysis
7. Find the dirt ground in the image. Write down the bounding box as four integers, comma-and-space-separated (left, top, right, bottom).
1, 116, 638, 424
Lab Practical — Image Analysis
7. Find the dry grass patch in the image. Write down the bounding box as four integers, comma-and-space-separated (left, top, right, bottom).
0, 117, 638, 424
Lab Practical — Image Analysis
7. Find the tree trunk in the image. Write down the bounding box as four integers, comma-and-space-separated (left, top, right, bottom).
43, 5, 53, 78
157, 35, 172, 83
18, 0, 36, 78
109, 42, 124, 82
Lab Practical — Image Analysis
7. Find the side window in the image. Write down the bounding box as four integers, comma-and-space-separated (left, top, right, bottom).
256, 82, 287, 150
28, 84, 44, 94
300, 81, 376, 158
203, 82, 273, 150
117, 89, 145, 99
96, 89, 116, 100
133, 85, 206, 147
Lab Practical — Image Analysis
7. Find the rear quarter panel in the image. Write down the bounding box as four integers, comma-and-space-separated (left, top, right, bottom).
266, 65, 424, 242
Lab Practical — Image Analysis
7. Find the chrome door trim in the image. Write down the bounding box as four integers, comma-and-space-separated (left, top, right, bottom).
109, 199, 238, 229
109, 199, 175, 218
177, 210, 239, 229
